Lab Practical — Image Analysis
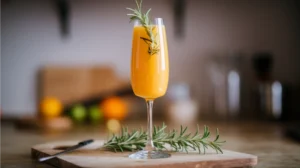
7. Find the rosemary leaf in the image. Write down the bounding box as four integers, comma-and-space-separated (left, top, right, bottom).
127, 0, 160, 55
103, 123, 226, 154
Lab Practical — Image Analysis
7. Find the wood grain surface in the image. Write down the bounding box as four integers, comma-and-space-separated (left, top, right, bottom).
32, 140, 257, 168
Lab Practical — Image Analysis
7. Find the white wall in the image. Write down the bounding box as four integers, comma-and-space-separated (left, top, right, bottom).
2, 0, 300, 117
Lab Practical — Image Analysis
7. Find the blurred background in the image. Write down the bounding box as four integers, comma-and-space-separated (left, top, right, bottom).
1, 0, 300, 128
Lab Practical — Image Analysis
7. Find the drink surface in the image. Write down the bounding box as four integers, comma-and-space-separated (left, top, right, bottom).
131, 25, 169, 99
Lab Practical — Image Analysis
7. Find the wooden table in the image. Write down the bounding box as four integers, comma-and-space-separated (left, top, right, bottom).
1, 120, 300, 167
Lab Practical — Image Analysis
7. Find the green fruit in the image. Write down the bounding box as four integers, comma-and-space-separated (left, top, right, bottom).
88, 106, 103, 123
70, 104, 87, 123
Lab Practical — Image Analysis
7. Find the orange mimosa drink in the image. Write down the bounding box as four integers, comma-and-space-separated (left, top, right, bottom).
131, 25, 169, 100
128, 8, 170, 158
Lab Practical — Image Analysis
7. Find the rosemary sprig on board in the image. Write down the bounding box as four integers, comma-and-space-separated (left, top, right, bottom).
104, 123, 226, 154
126, 0, 160, 55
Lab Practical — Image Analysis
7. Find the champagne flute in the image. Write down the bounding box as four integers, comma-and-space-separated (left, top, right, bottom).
129, 18, 170, 159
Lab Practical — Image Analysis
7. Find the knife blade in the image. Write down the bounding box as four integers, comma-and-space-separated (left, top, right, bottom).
39, 139, 94, 162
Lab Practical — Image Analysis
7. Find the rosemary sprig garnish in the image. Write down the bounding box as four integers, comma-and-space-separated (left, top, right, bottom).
104, 123, 226, 154
127, 0, 160, 55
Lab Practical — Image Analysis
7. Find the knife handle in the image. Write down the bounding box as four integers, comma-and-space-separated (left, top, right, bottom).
78, 139, 94, 146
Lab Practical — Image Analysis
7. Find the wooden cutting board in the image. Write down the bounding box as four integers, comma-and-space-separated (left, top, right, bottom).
39, 66, 129, 106
32, 140, 257, 168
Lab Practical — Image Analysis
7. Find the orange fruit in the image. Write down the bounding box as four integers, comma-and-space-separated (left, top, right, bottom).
101, 96, 127, 120
40, 97, 63, 119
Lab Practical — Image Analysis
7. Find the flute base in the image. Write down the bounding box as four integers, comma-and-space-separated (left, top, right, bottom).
129, 150, 171, 159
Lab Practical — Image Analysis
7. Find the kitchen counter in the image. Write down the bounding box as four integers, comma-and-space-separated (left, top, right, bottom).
1, 120, 300, 168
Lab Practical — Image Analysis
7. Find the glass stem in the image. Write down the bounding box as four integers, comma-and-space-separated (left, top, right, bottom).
145, 99, 155, 151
